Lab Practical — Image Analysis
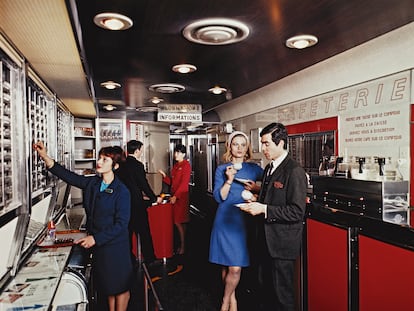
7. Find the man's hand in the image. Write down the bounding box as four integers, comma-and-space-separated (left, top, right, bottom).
239, 202, 266, 216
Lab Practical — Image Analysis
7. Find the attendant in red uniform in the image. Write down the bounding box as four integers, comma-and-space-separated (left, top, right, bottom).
158, 144, 191, 255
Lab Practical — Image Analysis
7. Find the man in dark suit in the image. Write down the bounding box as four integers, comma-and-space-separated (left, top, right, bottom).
240, 123, 307, 311
116, 140, 161, 265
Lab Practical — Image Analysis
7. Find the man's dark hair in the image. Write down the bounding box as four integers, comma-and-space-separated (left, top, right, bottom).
127, 140, 143, 154
260, 122, 288, 150
112, 145, 126, 162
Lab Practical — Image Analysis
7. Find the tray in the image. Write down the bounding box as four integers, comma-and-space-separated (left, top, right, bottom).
37, 230, 87, 248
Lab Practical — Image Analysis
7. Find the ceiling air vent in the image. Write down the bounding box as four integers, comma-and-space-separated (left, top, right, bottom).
148, 83, 185, 93
183, 18, 250, 45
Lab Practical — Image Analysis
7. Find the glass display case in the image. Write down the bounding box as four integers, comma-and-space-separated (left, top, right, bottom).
0, 53, 25, 216
288, 131, 335, 177
56, 103, 73, 170
0, 38, 27, 287
312, 176, 410, 225
99, 118, 125, 148
74, 118, 96, 176
27, 75, 56, 198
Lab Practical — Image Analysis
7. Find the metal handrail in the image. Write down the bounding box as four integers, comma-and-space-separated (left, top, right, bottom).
135, 234, 164, 310
141, 262, 164, 311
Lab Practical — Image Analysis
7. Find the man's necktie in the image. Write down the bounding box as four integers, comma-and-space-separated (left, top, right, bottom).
260, 162, 274, 202
267, 162, 274, 176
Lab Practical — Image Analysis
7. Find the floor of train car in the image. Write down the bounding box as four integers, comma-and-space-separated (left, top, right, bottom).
94, 209, 272, 311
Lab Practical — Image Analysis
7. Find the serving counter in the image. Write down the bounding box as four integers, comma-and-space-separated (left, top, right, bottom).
305, 176, 414, 311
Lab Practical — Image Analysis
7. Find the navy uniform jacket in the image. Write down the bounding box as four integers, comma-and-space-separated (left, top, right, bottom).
259, 156, 307, 259
49, 162, 130, 246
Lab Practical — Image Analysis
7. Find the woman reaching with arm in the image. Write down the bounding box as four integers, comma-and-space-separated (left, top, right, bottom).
34, 141, 133, 311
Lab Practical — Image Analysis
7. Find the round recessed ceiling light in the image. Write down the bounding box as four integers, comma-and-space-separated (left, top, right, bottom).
94, 13, 133, 31
103, 104, 116, 111
209, 86, 227, 95
286, 34, 318, 49
183, 18, 250, 45
149, 83, 185, 93
149, 97, 164, 104
172, 64, 197, 74
100, 81, 121, 90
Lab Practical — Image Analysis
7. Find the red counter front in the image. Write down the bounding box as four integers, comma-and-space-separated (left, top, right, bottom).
147, 203, 174, 259
307, 219, 349, 311
359, 235, 414, 311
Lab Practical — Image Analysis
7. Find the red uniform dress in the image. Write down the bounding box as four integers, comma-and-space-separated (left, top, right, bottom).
162, 160, 191, 224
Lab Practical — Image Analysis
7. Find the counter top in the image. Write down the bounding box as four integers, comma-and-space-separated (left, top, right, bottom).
0, 207, 88, 311
308, 203, 414, 252
0, 246, 71, 311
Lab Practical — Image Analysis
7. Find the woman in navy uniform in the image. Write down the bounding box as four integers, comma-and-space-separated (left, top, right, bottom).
34, 141, 133, 311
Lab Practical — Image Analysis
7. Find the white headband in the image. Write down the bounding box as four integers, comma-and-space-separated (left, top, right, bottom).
227, 131, 249, 146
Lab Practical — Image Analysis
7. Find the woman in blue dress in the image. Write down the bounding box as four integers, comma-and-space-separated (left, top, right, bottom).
209, 131, 263, 311
34, 141, 133, 311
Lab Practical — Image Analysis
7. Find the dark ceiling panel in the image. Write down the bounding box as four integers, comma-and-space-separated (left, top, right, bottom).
71, 0, 414, 118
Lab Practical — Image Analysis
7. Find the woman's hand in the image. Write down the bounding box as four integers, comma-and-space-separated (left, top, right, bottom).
225, 165, 236, 183
158, 169, 166, 178
244, 180, 261, 194
170, 195, 177, 204
75, 235, 96, 249
33, 141, 54, 168
33, 141, 47, 158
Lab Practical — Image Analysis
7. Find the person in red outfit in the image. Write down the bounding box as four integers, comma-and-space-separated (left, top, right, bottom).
158, 144, 191, 255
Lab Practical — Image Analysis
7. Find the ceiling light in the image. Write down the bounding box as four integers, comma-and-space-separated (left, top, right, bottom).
94, 13, 133, 31
100, 81, 121, 90
286, 34, 318, 49
149, 97, 164, 104
209, 86, 227, 95
149, 83, 185, 93
103, 104, 116, 111
183, 18, 250, 45
172, 64, 197, 74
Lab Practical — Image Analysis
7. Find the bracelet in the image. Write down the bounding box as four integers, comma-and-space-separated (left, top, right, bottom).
225, 180, 232, 185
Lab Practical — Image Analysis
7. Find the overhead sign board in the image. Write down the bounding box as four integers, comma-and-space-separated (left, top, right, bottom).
157, 103, 202, 122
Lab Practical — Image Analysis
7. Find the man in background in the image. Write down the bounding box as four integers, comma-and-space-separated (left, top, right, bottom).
116, 140, 161, 265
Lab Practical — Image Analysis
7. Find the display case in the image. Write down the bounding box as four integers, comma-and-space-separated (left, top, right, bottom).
0, 52, 25, 216
0, 36, 27, 287
99, 118, 125, 148
288, 131, 335, 177
312, 176, 410, 225
74, 118, 96, 176
27, 72, 56, 198
56, 102, 73, 170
